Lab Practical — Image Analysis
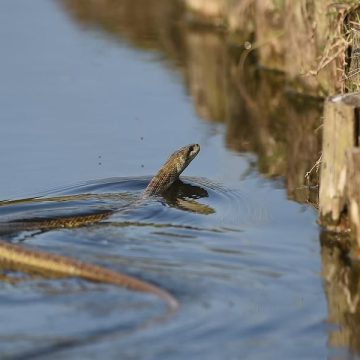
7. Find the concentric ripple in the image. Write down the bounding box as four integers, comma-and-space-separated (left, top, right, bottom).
0, 176, 270, 234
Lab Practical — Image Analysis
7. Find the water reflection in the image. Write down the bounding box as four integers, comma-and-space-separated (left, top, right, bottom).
61, 0, 185, 55
321, 231, 360, 354
53, 0, 351, 357
163, 179, 214, 214
60, 0, 322, 204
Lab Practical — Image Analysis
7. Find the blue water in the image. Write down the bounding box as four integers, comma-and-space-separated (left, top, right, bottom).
0, 1, 334, 359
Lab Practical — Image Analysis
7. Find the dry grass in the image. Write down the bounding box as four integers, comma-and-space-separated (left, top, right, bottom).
308, 3, 360, 90
305, 154, 322, 183
308, 4, 351, 82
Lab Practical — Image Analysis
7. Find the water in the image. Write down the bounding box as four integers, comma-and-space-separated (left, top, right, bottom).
0, 176, 322, 359
0, 0, 342, 359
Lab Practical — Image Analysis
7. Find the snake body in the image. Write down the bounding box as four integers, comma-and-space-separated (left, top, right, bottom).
0, 144, 200, 311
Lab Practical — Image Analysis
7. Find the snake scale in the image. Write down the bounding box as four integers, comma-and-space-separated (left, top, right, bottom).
0, 144, 200, 311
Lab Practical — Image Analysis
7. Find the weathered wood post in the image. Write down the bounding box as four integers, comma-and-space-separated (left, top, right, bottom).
319, 93, 360, 233
347, 149, 360, 246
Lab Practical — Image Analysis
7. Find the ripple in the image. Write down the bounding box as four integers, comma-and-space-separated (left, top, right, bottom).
0, 175, 320, 360
0, 176, 270, 233
36, 177, 150, 197
94, 176, 270, 233
187, 177, 270, 229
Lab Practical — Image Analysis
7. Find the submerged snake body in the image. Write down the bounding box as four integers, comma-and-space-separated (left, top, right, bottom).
0, 144, 200, 310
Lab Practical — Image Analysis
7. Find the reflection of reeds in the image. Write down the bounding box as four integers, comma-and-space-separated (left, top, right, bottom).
184, 30, 228, 122
321, 231, 360, 354
59, 0, 322, 203
230, 64, 323, 201
61, 0, 186, 64
183, 0, 226, 24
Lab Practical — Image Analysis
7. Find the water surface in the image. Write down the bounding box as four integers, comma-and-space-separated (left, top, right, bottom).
0, 1, 338, 359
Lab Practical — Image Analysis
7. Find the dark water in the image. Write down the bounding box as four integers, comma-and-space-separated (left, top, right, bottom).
0, 1, 348, 359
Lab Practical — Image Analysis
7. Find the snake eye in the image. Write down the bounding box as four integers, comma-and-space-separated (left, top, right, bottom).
186, 144, 199, 158
187, 145, 195, 157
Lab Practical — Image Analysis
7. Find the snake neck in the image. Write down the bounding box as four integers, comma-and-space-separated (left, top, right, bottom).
143, 143, 200, 197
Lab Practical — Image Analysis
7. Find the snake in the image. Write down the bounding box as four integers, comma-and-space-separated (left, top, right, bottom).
0, 144, 200, 311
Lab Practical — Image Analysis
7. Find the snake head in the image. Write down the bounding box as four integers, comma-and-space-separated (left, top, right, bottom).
171, 144, 200, 175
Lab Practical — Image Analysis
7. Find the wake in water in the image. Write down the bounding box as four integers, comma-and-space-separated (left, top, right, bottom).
0, 176, 269, 235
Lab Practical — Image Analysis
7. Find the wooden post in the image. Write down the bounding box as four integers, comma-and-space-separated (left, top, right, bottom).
319, 92, 360, 229
347, 149, 360, 246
